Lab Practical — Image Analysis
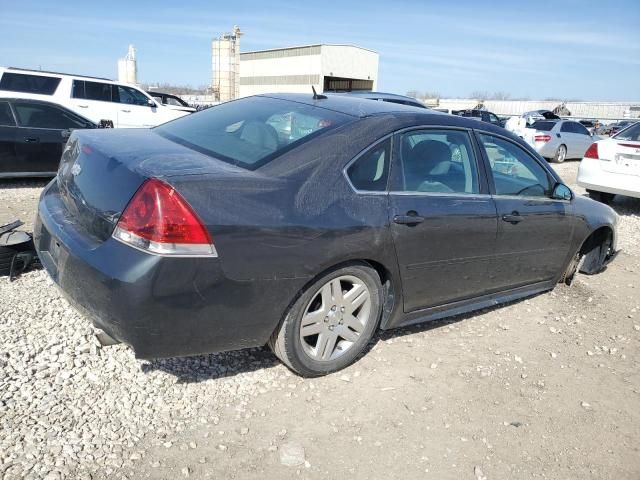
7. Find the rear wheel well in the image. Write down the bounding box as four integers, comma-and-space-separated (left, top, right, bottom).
273, 259, 397, 339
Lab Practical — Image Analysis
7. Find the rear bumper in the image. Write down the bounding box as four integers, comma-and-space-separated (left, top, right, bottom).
577, 158, 640, 199
34, 181, 303, 359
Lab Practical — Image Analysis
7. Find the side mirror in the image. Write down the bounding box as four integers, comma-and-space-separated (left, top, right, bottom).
148, 100, 157, 108
552, 182, 573, 201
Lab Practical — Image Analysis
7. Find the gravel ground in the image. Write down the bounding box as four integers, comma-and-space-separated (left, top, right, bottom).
1, 161, 639, 479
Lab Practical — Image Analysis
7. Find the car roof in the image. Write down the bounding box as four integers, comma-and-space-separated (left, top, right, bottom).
330, 91, 423, 103
0, 97, 96, 124
259, 93, 435, 118
1, 66, 112, 82
255, 93, 517, 137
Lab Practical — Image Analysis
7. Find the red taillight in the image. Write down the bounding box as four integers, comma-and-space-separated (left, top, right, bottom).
584, 142, 599, 159
534, 134, 551, 142
113, 178, 216, 256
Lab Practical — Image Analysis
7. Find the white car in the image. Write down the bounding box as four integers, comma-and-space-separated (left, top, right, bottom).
577, 121, 640, 203
504, 110, 561, 138
0, 67, 189, 128
523, 119, 596, 163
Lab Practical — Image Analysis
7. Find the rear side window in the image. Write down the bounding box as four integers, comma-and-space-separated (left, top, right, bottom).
0, 102, 15, 126
73, 80, 113, 102
614, 122, 640, 141
0, 73, 61, 95
397, 129, 480, 194
156, 96, 352, 170
347, 139, 390, 191
560, 122, 577, 133
13, 102, 92, 129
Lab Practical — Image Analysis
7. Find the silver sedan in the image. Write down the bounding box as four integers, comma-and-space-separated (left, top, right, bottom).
523, 119, 597, 163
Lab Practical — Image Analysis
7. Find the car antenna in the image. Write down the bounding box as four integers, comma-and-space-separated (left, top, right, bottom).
312, 86, 327, 100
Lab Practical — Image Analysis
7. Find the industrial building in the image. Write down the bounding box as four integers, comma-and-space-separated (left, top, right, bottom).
211, 28, 379, 101
238, 44, 379, 97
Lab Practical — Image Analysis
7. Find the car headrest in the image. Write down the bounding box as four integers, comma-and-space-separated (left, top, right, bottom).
409, 140, 451, 175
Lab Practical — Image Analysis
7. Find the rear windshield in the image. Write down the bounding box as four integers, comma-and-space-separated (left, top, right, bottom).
0, 72, 61, 95
156, 96, 352, 169
614, 122, 640, 141
530, 121, 556, 131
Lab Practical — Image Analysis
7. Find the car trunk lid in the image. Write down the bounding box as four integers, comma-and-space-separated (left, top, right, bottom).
56, 129, 251, 242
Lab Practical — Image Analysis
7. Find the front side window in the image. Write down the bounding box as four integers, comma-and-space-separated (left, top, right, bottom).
156, 96, 352, 170
347, 139, 390, 191
0, 102, 15, 126
115, 86, 150, 106
398, 129, 480, 194
479, 134, 552, 198
0, 73, 61, 95
13, 102, 91, 129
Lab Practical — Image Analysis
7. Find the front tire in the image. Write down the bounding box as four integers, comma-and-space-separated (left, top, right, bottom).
269, 264, 383, 377
552, 144, 567, 163
587, 190, 615, 204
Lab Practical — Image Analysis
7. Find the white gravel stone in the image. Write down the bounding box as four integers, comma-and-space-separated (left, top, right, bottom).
279, 441, 305, 467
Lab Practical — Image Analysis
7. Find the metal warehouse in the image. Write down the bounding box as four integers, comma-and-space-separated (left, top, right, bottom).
238, 44, 379, 98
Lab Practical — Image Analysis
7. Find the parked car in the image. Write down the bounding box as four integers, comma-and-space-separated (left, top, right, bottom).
504, 110, 561, 137
578, 119, 599, 135
0, 98, 97, 177
454, 109, 504, 127
0, 67, 189, 128
35, 94, 618, 376
523, 119, 595, 163
333, 91, 427, 109
147, 92, 196, 113
577, 121, 640, 203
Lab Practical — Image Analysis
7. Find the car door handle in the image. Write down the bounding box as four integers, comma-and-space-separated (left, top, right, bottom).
24, 137, 39, 143
78, 105, 89, 108
120, 109, 131, 113
502, 212, 524, 224
393, 212, 425, 225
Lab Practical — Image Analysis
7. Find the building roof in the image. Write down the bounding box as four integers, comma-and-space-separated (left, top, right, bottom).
241, 44, 378, 56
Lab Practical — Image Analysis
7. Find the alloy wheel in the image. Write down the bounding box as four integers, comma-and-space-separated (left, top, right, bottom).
299, 275, 372, 361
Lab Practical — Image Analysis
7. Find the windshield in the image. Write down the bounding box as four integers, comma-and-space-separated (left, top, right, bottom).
613, 122, 640, 141
156, 96, 352, 169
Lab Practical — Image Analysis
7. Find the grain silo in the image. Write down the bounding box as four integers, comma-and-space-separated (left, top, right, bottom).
117, 45, 138, 85
212, 26, 242, 102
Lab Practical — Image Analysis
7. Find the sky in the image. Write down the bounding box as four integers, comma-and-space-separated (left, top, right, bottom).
1, 0, 639, 101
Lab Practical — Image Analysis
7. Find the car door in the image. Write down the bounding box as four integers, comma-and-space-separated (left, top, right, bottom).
559, 121, 580, 158
114, 85, 157, 128
0, 100, 18, 175
70, 80, 118, 127
476, 132, 574, 289
389, 127, 498, 312
11, 101, 93, 173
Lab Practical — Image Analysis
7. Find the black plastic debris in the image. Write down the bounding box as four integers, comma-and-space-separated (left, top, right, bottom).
0, 220, 41, 281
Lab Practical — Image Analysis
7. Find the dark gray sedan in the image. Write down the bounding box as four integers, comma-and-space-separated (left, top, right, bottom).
34, 94, 618, 376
